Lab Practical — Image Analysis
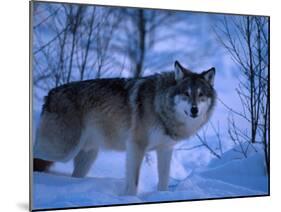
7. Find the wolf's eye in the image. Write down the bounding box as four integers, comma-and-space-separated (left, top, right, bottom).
199, 92, 203, 97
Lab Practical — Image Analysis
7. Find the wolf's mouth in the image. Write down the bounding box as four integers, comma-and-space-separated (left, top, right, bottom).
184, 110, 198, 118
190, 114, 198, 118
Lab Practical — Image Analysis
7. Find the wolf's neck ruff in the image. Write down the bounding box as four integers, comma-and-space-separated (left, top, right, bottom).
154, 85, 185, 140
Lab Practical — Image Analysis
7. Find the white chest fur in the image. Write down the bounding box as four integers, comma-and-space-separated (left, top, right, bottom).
182, 115, 206, 136
146, 126, 175, 151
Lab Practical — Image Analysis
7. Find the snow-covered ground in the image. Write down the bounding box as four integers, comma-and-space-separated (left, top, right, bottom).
32, 145, 268, 210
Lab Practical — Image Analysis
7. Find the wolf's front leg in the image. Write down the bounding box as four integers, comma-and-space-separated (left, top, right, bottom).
157, 147, 173, 191
125, 141, 145, 195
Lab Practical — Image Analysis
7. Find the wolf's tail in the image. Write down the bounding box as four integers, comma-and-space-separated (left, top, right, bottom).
33, 158, 54, 172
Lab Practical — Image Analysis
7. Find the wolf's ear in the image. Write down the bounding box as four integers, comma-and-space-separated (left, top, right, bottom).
174, 61, 190, 81
202, 67, 216, 86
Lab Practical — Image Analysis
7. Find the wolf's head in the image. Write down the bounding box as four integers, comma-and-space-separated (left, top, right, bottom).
172, 61, 216, 120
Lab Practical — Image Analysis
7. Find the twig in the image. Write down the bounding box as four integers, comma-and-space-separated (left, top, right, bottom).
196, 133, 221, 159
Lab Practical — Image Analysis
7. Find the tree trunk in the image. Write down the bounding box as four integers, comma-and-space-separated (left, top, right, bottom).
80, 8, 95, 80
246, 16, 256, 143
135, 9, 146, 78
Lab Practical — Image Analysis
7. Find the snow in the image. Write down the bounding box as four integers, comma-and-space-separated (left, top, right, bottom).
197, 144, 268, 192
32, 146, 268, 210
33, 173, 140, 209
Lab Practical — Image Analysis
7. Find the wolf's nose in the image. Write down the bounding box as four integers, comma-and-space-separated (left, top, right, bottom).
191, 106, 198, 115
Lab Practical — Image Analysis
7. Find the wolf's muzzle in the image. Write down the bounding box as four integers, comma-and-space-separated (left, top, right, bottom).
190, 106, 198, 117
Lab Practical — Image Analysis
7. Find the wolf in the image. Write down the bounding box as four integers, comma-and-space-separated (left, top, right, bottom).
33, 61, 216, 195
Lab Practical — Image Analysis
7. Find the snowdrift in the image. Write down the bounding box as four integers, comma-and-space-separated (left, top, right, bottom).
32, 145, 268, 210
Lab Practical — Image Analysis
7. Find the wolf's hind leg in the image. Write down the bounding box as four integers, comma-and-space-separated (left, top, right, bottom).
72, 149, 98, 178
157, 147, 173, 191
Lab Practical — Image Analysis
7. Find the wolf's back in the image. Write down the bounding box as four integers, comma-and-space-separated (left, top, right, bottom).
34, 78, 134, 162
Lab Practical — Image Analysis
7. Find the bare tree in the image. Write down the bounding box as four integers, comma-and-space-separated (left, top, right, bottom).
33, 3, 81, 88
214, 16, 269, 173
113, 8, 177, 77
94, 9, 123, 78
33, 4, 122, 99
65, 5, 85, 82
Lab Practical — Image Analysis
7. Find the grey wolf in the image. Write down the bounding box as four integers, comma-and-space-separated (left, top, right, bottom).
33, 61, 216, 195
